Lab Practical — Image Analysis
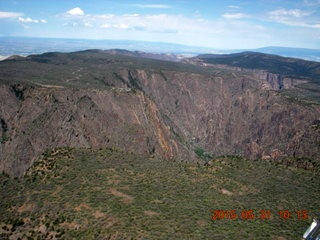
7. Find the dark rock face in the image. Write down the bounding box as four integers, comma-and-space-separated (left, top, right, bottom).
0, 85, 192, 176
252, 70, 309, 90
0, 50, 319, 176
130, 69, 320, 161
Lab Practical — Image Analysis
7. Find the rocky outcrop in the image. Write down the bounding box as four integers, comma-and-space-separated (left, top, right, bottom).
253, 70, 309, 90
127, 69, 320, 161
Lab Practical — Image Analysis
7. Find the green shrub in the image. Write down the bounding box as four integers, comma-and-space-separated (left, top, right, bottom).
194, 147, 212, 161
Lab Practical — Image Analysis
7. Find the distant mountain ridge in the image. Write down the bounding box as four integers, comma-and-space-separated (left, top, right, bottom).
196, 51, 320, 81
0, 37, 319, 61
255, 46, 320, 62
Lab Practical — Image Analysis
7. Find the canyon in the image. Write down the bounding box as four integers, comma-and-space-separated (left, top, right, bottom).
0, 50, 319, 176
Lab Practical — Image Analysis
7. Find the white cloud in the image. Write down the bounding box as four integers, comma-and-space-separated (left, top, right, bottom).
59, 7, 319, 49
281, 21, 320, 28
66, 7, 85, 16
100, 23, 111, 28
223, 13, 248, 19
123, 14, 140, 17
269, 9, 310, 18
18, 17, 47, 23
101, 23, 129, 29
18, 17, 37, 23
0, 11, 22, 18
84, 22, 93, 27
60, 11, 268, 48
114, 24, 129, 29
268, 8, 319, 28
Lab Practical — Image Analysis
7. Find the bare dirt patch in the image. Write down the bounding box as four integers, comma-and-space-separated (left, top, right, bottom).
93, 210, 106, 219
144, 210, 159, 216
275, 237, 287, 240
74, 203, 91, 211
17, 202, 35, 213
221, 188, 233, 196
110, 188, 134, 204
59, 221, 81, 230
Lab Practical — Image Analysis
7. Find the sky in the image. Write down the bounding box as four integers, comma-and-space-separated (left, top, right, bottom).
0, 0, 319, 49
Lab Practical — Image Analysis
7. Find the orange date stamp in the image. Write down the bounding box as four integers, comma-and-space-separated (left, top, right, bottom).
211, 209, 309, 220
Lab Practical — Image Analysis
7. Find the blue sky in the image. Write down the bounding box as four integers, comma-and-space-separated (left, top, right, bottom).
0, 0, 319, 49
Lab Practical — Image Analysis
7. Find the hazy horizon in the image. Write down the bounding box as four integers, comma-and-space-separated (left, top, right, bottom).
1, 0, 320, 50
1, 36, 320, 62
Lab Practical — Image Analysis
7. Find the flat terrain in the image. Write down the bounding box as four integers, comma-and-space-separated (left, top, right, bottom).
0, 148, 319, 239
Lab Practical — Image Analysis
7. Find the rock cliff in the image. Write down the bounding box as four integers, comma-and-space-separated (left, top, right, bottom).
0, 84, 192, 176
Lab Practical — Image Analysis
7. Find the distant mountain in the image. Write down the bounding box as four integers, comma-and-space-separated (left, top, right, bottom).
196, 51, 320, 81
254, 46, 320, 62
1, 37, 319, 62
0, 37, 213, 59
103, 49, 182, 62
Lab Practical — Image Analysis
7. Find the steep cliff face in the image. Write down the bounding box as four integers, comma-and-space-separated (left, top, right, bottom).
0, 84, 192, 176
252, 70, 309, 90
0, 50, 319, 176
119, 69, 320, 161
